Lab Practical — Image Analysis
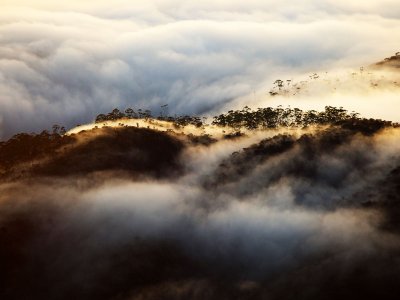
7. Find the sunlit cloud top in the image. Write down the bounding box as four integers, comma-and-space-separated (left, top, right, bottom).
0, 0, 399, 138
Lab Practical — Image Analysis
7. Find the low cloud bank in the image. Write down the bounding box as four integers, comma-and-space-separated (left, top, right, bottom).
1, 1, 400, 138
1, 125, 400, 299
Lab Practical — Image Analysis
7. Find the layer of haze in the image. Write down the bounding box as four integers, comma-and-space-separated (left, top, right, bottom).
2, 126, 400, 298
1, 0, 400, 139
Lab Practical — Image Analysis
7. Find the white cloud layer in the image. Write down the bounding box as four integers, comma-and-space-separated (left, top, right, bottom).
0, 0, 400, 138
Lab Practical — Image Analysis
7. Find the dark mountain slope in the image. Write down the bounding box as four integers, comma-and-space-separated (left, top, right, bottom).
0, 126, 185, 181
205, 122, 397, 208
375, 52, 400, 68
1, 106, 400, 300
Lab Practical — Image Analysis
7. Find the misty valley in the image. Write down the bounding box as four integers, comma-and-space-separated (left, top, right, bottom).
1, 1, 400, 297
1, 103, 400, 299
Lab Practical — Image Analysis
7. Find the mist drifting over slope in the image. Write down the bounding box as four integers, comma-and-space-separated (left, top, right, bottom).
1, 0, 400, 138
1, 1, 400, 299
2, 117, 400, 299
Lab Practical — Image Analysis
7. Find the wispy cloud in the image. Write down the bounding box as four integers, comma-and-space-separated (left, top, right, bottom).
0, 1, 399, 138
2, 125, 400, 298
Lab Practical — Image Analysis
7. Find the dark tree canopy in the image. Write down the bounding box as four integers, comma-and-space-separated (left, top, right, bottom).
211, 105, 398, 133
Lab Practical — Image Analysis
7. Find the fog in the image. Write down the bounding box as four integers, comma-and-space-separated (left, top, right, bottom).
1, 1, 400, 138
238, 68, 400, 122
1, 2, 400, 298
2, 124, 400, 299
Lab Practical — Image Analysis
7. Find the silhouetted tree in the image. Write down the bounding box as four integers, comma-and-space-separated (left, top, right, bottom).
125, 108, 137, 119
95, 114, 107, 123
107, 108, 125, 121
52, 124, 60, 135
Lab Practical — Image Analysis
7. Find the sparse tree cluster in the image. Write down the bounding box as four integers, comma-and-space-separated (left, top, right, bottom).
93, 105, 398, 133
94, 106, 206, 128
381, 51, 400, 63
170, 115, 204, 128
95, 108, 153, 123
